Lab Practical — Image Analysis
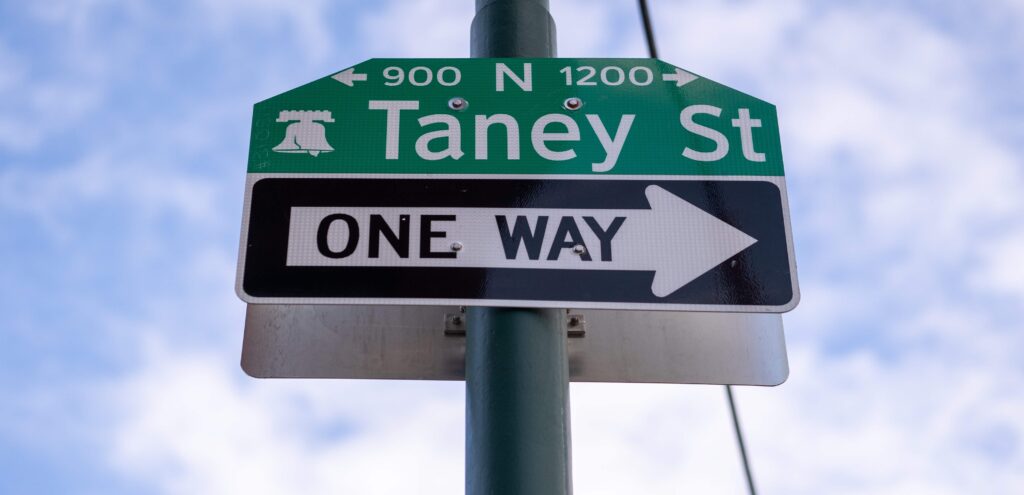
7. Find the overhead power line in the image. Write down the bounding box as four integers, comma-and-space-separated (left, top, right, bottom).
637, 0, 659, 58
726, 386, 758, 495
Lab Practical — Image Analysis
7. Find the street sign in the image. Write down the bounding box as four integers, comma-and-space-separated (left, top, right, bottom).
241, 305, 789, 385
243, 178, 791, 310
237, 58, 799, 312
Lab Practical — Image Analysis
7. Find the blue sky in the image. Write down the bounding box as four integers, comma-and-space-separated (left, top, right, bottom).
2, 0, 1023, 493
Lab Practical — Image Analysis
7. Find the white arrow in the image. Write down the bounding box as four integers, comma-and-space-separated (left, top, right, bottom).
662, 67, 698, 87
284, 185, 757, 297
331, 68, 367, 87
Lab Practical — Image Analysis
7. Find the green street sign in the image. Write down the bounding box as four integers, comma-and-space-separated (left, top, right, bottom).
248, 58, 784, 176
237, 58, 800, 312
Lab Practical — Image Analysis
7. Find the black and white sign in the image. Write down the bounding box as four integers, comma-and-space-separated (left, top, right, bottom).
237, 177, 798, 312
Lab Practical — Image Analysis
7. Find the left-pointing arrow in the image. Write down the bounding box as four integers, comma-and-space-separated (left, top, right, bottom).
331, 68, 367, 87
282, 186, 756, 298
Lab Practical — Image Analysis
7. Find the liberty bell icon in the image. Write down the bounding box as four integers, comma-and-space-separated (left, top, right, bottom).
272, 110, 335, 157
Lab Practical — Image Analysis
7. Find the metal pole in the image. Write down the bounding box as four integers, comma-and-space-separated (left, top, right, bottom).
465, 308, 571, 495
467, 2, 571, 495
471, 0, 557, 57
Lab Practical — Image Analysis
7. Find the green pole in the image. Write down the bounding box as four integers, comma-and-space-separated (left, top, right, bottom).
466, 2, 571, 495
471, 0, 557, 57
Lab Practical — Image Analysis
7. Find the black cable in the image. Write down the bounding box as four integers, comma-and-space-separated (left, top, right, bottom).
726, 386, 758, 495
637, 0, 659, 58
635, 3, 760, 493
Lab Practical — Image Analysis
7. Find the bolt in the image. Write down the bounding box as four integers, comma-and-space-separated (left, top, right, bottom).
452, 315, 463, 325
563, 97, 583, 111
448, 97, 467, 111
572, 244, 586, 255
568, 316, 581, 327
450, 241, 464, 252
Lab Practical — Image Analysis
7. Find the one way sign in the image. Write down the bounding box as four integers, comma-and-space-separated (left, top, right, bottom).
238, 178, 797, 312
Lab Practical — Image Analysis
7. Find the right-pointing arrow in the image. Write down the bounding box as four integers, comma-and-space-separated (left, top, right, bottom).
662, 67, 699, 87
631, 185, 757, 297
284, 185, 756, 297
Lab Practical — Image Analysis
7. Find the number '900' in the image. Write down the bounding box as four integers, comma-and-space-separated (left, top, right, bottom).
383, 66, 462, 87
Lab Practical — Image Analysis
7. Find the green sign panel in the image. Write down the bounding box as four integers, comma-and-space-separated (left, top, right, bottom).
248, 58, 785, 176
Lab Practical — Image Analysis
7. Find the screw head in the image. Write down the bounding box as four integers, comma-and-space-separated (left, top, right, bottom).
448, 97, 467, 111
450, 241, 464, 252
568, 316, 581, 327
563, 97, 583, 111
572, 244, 586, 255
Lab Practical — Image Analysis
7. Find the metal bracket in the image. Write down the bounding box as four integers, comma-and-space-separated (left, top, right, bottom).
566, 314, 586, 337
444, 312, 585, 338
444, 313, 467, 336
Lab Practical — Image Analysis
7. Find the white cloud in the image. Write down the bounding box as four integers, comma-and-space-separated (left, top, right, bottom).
549, 0, 644, 57
0, 153, 219, 242
0, 69, 103, 152
0, 41, 25, 92
972, 231, 1024, 301
572, 383, 749, 494
105, 338, 464, 495
0, 2, 131, 152
193, 0, 333, 65
359, 0, 474, 57
745, 343, 1024, 494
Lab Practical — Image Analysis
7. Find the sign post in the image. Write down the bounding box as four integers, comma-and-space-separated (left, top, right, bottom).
467, 2, 570, 495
